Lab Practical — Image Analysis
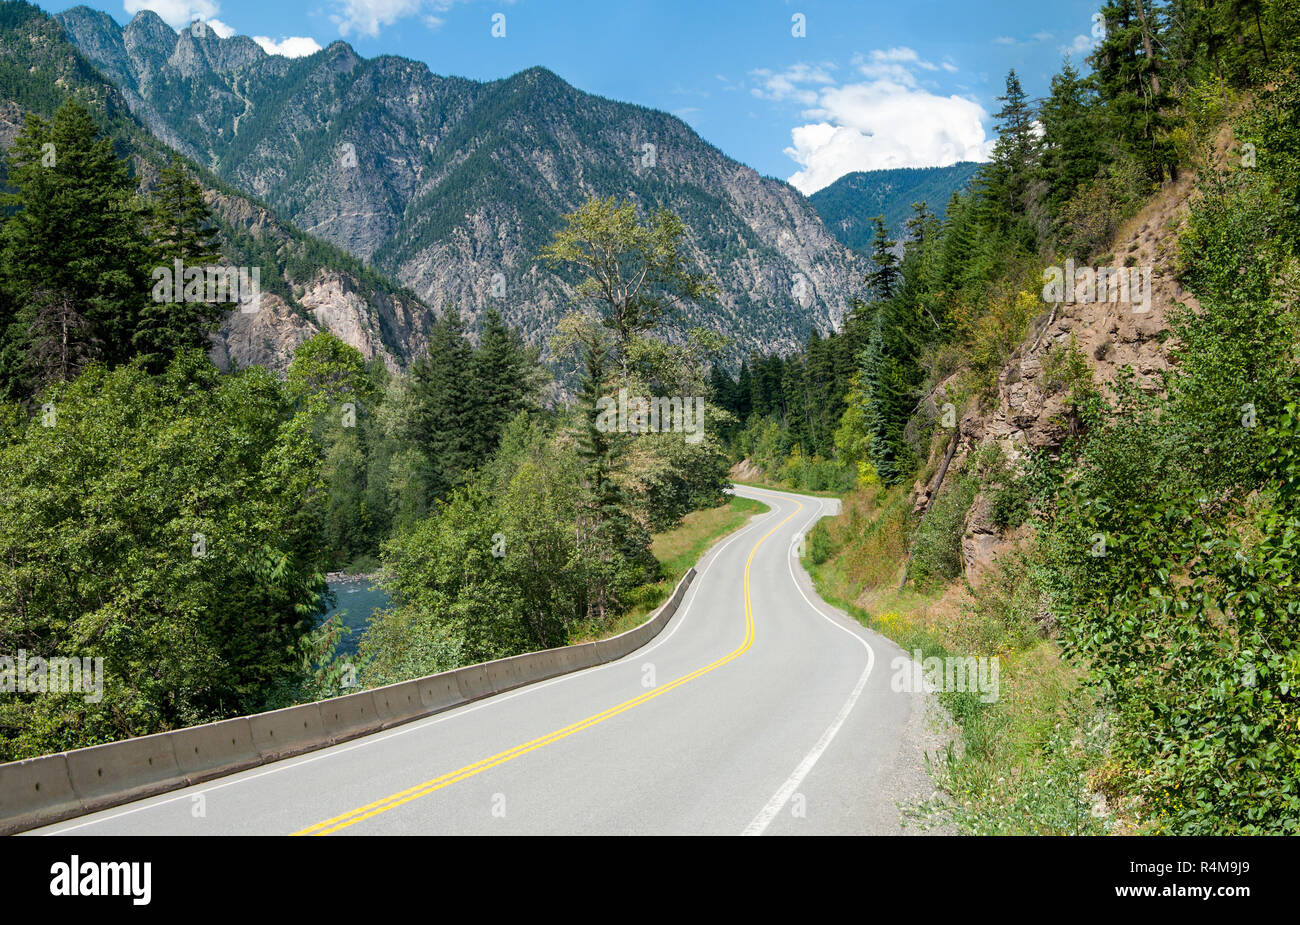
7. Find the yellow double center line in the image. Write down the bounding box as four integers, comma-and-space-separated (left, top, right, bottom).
292, 501, 802, 836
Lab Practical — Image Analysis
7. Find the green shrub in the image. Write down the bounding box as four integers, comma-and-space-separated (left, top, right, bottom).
807, 520, 833, 565
908, 469, 979, 589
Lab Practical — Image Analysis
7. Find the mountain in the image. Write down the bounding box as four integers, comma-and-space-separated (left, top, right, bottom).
809, 163, 982, 250
55, 6, 865, 367
0, 0, 436, 373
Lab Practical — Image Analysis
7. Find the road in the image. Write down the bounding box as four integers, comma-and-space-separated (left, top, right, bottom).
30, 485, 944, 836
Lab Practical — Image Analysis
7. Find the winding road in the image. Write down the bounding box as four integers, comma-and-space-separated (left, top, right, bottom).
30, 485, 942, 836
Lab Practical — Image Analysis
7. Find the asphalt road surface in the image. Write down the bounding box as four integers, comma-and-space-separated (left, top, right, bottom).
32, 485, 944, 836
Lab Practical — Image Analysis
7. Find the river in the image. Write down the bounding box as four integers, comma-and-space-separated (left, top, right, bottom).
320, 576, 390, 656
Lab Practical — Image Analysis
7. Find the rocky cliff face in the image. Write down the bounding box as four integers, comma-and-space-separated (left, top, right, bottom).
57, 7, 865, 368
195, 183, 435, 373
909, 164, 1210, 580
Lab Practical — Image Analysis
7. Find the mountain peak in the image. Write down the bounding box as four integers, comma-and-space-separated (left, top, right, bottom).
323, 40, 361, 67
121, 7, 179, 57
125, 7, 172, 35
56, 8, 864, 368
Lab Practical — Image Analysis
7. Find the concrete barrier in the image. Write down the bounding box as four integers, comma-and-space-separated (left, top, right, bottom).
0, 754, 82, 835
453, 663, 495, 701
563, 642, 602, 672
590, 637, 628, 664
493, 652, 553, 690
484, 655, 524, 693
0, 567, 697, 834
371, 679, 422, 728
318, 690, 382, 744
534, 642, 600, 676
249, 702, 328, 762
65, 732, 186, 813
172, 716, 261, 784
416, 672, 463, 714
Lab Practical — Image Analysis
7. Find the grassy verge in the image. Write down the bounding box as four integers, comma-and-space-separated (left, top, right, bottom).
802, 481, 1110, 834
570, 494, 770, 643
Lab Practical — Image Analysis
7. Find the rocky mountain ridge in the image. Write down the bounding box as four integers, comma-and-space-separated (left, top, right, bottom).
56, 6, 867, 369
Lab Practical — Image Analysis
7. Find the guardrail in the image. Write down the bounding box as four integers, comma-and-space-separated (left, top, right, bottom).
0, 567, 696, 835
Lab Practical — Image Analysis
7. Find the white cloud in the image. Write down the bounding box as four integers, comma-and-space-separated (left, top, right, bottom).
124, 1, 219, 29
253, 35, 324, 57
770, 48, 992, 194
1060, 34, 1093, 56
333, 0, 424, 38
206, 18, 235, 38
750, 64, 835, 105
854, 47, 941, 86
994, 36, 1016, 45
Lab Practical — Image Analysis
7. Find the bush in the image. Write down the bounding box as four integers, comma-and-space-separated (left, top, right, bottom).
908, 469, 979, 589
807, 520, 833, 565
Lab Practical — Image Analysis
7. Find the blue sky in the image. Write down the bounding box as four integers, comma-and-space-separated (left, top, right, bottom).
46, 0, 1106, 192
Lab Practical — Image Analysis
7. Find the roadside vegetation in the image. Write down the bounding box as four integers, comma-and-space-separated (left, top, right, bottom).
0, 99, 734, 760
571, 493, 769, 642
735, 0, 1300, 834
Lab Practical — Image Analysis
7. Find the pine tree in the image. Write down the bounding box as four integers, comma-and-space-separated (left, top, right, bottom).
865, 215, 901, 302
134, 154, 227, 371
0, 99, 150, 395
708, 363, 735, 415
781, 354, 810, 453
1090, 0, 1176, 182
857, 301, 921, 486
980, 69, 1042, 246
408, 308, 478, 502
572, 329, 654, 620
804, 329, 842, 457
1040, 59, 1105, 218
470, 308, 539, 457
903, 200, 938, 249
734, 360, 753, 420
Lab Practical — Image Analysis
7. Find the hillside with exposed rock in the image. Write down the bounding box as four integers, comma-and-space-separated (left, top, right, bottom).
57, 6, 866, 368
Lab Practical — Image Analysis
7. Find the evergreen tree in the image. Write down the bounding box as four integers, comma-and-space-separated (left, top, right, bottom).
857, 300, 921, 485
980, 69, 1042, 248
781, 354, 810, 452
470, 308, 540, 457
903, 200, 938, 249
134, 154, 228, 371
708, 363, 736, 416
572, 328, 655, 620
865, 215, 902, 302
408, 308, 478, 502
0, 99, 150, 395
1040, 60, 1105, 218
734, 360, 753, 419
1090, 0, 1177, 182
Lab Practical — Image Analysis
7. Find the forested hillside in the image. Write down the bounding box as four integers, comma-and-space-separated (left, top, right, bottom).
719, 0, 1300, 834
57, 5, 865, 370
810, 162, 982, 249
1, 0, 1295, 840
0, 0, 439, 375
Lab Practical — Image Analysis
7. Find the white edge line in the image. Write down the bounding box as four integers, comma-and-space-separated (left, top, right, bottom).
740, 495, 876, 836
